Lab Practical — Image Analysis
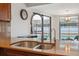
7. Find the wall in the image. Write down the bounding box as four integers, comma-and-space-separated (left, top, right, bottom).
52, 16, 60, 40
11, 3, 32, 38
11, 3, 60, 43
11, 3, 33, 42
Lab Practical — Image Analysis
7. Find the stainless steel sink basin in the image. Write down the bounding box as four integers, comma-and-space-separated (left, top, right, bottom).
35, 43, 55, 50
11, 41, 39, 48
11, 41, 55, 50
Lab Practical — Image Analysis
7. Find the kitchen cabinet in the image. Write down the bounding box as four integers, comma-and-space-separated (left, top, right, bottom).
0, 48, 6, 56
0, 3, 11, 21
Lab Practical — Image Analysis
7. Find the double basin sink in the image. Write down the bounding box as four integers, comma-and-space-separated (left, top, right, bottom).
11, 41, 55, 50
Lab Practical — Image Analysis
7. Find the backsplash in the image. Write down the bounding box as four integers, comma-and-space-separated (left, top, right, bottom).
0, 21, 11, 37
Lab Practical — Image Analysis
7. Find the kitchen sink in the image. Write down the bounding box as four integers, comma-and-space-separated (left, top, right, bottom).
34, 43, 55, 50
11, 41, 39, 48
11, 41, 55, 50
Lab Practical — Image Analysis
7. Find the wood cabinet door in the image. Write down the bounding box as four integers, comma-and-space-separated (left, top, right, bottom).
0, 3, 11, 21
0, 4, 3, 20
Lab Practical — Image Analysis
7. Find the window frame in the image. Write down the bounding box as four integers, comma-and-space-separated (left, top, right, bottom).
30, 12, 52, 43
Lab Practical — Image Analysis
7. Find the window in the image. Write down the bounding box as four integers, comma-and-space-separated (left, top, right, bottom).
59, 16, 79, 40
43, 16, 51, 40
31, 14, 42, 39
31, 13, 51, 42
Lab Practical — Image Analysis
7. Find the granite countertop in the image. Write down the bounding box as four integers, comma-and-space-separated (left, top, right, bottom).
0, 37, 79, 56
10, 38, 79, 56
0, 35, 10, 48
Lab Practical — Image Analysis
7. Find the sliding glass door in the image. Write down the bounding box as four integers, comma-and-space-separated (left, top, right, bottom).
60, 16, 79, 40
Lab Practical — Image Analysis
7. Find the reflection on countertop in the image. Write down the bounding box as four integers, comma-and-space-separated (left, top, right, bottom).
0, 35, 10, 48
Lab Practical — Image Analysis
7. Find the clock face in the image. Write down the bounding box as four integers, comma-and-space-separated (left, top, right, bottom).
20, 9, 28, 20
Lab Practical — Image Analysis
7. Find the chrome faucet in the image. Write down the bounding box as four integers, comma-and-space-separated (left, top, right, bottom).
53, 28, 56, 46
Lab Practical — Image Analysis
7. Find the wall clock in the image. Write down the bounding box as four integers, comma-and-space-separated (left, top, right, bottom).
20, 9, 28, 20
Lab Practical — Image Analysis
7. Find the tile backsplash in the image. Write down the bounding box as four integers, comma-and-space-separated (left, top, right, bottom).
0, 21, 11, 37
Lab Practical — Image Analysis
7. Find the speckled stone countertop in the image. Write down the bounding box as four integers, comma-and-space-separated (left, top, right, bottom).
10, 38, 79, 56
0, 37, 79, 56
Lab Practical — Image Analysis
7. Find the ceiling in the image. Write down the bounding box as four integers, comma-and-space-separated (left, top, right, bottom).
25, 3, 50, 7
27, 3, 79, 16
